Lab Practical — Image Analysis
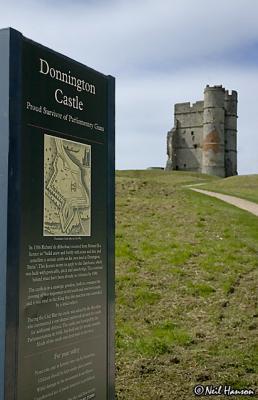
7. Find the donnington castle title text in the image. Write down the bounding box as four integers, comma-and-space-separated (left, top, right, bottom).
39, 58, 96, 111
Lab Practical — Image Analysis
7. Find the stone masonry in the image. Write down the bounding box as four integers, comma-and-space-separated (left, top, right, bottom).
165, 85, 238, 177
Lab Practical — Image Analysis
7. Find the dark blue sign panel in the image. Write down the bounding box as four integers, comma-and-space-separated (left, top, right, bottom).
0, 28, 115, 400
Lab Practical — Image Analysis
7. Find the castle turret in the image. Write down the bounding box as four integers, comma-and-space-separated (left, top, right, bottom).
224, 90, 238, 176
202, 85, 226, 177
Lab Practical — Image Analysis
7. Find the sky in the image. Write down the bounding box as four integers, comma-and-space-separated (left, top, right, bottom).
1, 0, 258, 174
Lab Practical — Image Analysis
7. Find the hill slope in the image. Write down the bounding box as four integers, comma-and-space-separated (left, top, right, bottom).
200, 174, 258, 204
115, 170, 258, 400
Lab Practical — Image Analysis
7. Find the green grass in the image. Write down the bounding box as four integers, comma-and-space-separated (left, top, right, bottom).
135, 325, 193, 356
201, 174, 258, 203
115, 170, 258, 399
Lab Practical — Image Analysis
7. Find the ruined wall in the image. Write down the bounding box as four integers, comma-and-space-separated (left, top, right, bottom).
166, 85, 238, 177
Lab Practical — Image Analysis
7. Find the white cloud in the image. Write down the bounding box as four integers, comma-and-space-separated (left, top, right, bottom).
0, 0, 258, 173
2, 0, 258, 73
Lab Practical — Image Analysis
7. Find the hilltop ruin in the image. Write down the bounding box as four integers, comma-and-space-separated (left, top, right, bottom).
166, 85, 238, 177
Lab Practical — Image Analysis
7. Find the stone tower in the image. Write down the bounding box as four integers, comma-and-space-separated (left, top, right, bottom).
224, 89, 238, 176
165, 85, 238, 177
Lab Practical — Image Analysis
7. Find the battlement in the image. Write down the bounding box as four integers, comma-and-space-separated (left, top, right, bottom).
175, 100, 204, 114
205, 84, 225, 91
225, 90, 238, 101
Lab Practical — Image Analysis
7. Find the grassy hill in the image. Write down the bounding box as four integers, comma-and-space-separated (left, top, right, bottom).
115, 170, 258, 400
200, 174, 258, 204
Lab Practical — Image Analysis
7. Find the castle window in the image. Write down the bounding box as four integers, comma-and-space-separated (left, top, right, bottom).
194, 144, 197, 149
176, 165, 179, 170
184, 164, 186, 168
191, 131, 194, 135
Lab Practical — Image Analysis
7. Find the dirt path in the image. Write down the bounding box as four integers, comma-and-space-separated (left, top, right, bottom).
191, 188, 258, 217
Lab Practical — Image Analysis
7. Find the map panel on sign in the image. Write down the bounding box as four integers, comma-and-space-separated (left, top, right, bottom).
44, 134, 91, 236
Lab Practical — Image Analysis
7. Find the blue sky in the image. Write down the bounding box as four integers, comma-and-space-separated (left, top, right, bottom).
1, 0, 258, 174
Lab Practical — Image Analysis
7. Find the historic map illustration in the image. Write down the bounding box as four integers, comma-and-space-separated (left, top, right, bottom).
44, 134, 91, 236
